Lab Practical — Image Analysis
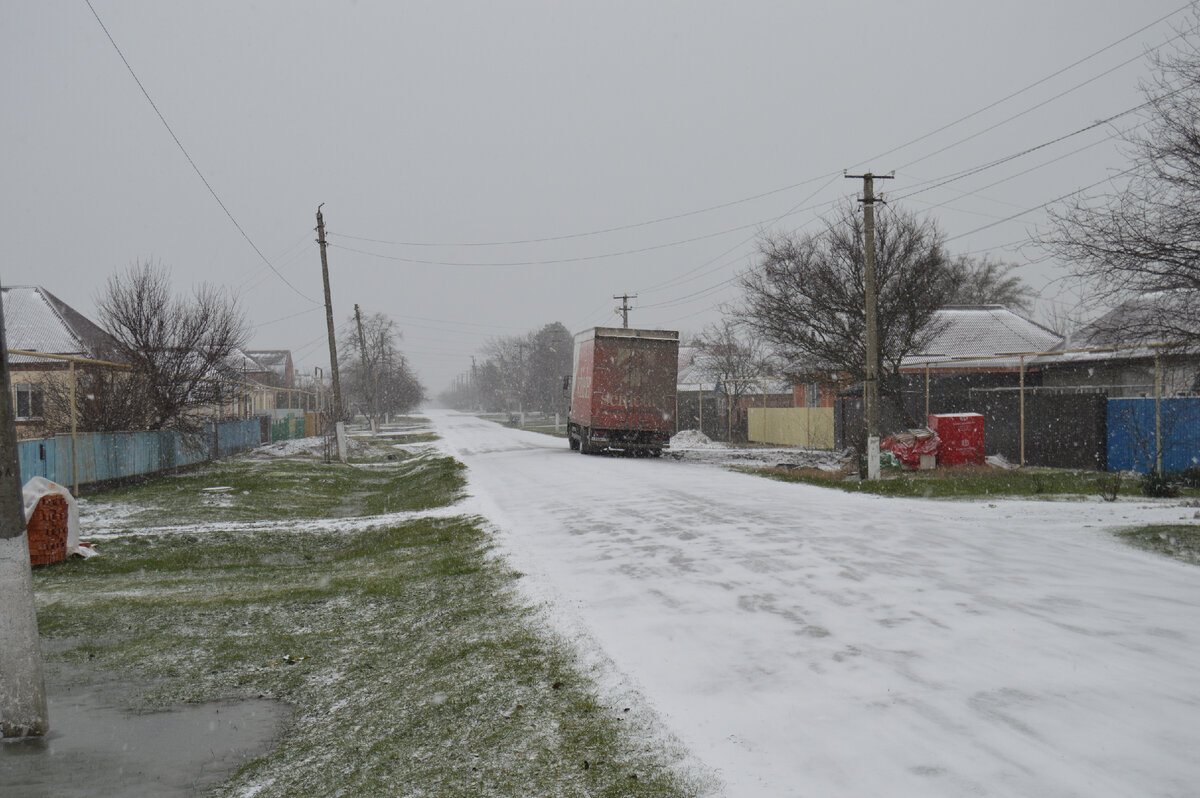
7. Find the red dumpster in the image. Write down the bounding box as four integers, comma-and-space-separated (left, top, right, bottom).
928, 413, 984, 466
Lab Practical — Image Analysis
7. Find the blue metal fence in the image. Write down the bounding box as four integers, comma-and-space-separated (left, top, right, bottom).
1107, 397, 1200, 473
18, 418, 264, 489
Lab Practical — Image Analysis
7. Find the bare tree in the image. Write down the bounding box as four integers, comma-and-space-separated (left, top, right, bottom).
737, 202, 953, 392
96, 262, 249, 432
40, 364, 151, 434
338, 312, 425, 421
1044, 29, 1200, 344
943, 254, 1036, 313
691, 319, 773, 404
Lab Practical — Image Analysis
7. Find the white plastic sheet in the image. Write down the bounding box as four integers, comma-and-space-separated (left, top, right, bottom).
22, 476, 91, 557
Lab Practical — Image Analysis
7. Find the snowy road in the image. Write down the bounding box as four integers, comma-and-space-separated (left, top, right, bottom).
430, 410, 1200, 797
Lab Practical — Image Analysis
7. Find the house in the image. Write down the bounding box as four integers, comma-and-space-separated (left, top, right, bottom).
795, 305, 1063, 451
1035, 292, 1200, 397
793, 305, 1061, 411
2, 285, 118, 438
245, 349, 295, 389
245, 349, 305, 411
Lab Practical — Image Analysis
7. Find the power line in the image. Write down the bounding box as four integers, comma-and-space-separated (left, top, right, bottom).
850, 1, 1195, 170
83, 0, 317, 305
944, 165, 1139, 244
327, 3, 1190, 260
327, 217, 765, 267
327, 172, 839, 248
894, 23, 1195, 174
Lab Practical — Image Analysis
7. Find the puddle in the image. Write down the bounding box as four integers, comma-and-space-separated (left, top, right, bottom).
1, 676, 288, 797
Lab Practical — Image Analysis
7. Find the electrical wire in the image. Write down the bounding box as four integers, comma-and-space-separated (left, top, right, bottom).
83, 0, 318, 305
944, 165, 1138, 243
893, 22, 1196, 173
326, 173, 839, 248
849, 1, 1195, 169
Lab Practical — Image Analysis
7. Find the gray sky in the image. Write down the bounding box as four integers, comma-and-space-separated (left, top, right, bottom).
3, 1, 1191, 392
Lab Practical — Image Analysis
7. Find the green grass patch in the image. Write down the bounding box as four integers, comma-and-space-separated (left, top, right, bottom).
1116, 524, 1200, 566
88, 454, 465, 525
743, 464, 1197, 501
32, 432, 700, 797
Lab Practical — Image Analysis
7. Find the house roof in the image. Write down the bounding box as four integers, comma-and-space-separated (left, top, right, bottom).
245, 349, 292, 382
1, 285, 115, 365
1032, 291, 1199, 366
226, 348, 270, 377
901, 306, 1061, 370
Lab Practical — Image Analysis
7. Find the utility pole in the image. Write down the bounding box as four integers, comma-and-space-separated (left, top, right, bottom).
316, 205, 347, 461
316, 205, 344, 423
516, 341, 526, 426
0, 293, 49, 738
354, 304, 375, 433
613, 293, 637, 329
845, 172, 893, 480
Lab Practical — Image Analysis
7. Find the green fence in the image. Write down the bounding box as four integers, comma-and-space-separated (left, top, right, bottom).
271, 415, 307, 442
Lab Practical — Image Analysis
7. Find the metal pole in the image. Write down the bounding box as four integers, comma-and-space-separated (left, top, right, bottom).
1019, 354, 1026, 468
70, 361, 78, 495
1155, 346, 1162, 473
925, 361, 931, 418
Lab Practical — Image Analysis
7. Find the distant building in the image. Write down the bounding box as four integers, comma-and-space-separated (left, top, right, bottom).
245, 349, 295, 389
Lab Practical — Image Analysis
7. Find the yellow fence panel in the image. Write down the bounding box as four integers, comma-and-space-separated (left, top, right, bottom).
747, 407, 835, 449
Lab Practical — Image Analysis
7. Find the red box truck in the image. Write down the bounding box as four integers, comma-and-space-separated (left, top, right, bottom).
928, 412, 985, 466
568, 327, 679, 456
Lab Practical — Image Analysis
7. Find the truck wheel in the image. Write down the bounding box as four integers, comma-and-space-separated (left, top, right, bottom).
579, 429, 592, 454
569, 432, 579, 451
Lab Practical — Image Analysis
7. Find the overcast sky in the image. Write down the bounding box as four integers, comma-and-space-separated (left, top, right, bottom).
3, 1, 1192, 392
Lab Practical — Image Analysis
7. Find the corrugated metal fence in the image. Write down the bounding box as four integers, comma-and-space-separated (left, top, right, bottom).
18, 418, 264, 489
1107, 397, 1200, 473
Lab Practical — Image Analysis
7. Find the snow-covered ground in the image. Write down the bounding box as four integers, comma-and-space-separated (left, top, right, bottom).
430, 409, 1200, 798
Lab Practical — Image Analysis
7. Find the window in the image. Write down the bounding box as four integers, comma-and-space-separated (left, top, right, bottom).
14, 383, 44, 420
805, 382, 820, 408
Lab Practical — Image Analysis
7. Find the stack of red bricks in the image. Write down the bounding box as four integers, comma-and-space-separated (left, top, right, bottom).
27, 493, 69, 567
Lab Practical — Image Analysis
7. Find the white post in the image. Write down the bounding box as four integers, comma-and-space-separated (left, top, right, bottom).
0, 299, 48, 737
335, 421, 348, 463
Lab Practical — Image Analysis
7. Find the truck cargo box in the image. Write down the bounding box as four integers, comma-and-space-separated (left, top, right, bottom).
568, 327, 678, 455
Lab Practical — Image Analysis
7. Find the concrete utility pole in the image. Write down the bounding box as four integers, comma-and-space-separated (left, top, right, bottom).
316, 205, 343, 422
845, 172, 893, 480
316, 205, 347, 461
0, 294, 49, 738
353, 304, 376, 434
613, 293, 637, 329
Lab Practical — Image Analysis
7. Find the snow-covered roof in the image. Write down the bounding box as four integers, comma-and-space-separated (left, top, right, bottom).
1032, 291, 1199, 366
226, 348, 270, 377
901, 306, 1062, 370
1, 285, 114, 365
245, 349, 293, 383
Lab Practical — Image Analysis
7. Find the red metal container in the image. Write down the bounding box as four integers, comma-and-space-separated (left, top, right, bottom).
928, 413, 985, 466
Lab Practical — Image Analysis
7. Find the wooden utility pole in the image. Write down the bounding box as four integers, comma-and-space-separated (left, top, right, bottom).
316, 204, 343, 422
845, 172, 893, 480
613, 294, 637, 329
0, 293, 49, 738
